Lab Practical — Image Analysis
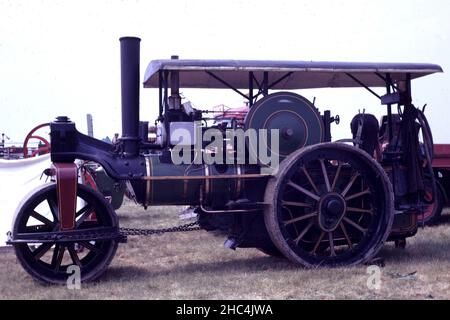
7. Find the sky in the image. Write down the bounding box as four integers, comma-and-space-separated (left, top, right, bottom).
0, 0, 449, 145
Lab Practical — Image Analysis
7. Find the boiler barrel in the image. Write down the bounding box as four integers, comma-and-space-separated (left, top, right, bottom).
140, 155, 261, 207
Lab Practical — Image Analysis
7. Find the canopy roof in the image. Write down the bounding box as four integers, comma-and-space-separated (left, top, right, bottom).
143, 59, 442, 89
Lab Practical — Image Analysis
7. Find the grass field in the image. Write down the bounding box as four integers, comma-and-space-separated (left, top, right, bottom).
1, 201, 449, 300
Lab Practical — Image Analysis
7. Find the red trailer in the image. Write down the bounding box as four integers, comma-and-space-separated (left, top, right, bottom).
422, 144, 450, 224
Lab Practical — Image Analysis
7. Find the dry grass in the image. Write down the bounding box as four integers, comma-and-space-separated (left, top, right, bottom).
1, 202, 449, 300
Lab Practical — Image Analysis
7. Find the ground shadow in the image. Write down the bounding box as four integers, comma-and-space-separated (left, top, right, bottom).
100, 265, 151, 282
92, 226, 450, 283
379, 238, 450, 265
104, 255, 296, 282
437, 214, 450, 225
167, 255, 296, 275
104, 232, 450, 281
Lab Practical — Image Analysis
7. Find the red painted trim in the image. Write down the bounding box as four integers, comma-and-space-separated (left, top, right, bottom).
81, 167, 98, 191
433, 144, 450, 168
22, 123, 51, 158
52, 163, 78, 230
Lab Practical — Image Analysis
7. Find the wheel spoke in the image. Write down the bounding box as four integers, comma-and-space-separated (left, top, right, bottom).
51, 245, 65, 272
319, 159, 331, 192
79, 241, 101, 254
311, 231, 325, 255
47, 197, 59, 222
293, 221, 313, 245
331, 162, 342, 191
76, 204, 93, 218
288, 180, 320, 201
50, 244, 60, 269
346, 207, 373, 214
345, 188, 371, 201
328, 232, 336, 257
68, 244, 82, 267
283, 211, 318, 226
76, 205, 94, 228
32, 243, 53, 260
301, 166, 320, 195
284, 207, 301, 238
343, 217, 367, 234
281, 201, 312, 208
30, 211, 53, 227
340, 222, 352, 249
341, 172, 360, 197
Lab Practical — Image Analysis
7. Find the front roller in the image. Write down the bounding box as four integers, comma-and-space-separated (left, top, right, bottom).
264, 142, 394, 267
9, 183, 119, 284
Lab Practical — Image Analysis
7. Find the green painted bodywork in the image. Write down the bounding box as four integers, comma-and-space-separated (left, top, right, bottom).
245, 92, 324, 161
146, 155, 204, 205
145, 155, 261, 207
89, 167, 125, 210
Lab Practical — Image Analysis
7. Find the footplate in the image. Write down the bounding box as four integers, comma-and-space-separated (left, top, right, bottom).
6, 227, 126, 244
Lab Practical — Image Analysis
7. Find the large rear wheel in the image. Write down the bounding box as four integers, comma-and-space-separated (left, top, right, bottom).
264, 143, 394, 267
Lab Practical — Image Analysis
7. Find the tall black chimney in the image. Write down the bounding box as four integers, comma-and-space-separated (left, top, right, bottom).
120, 36, 141, 156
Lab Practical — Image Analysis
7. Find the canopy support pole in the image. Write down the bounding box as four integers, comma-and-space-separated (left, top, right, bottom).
385, 73, 394, 143
345, 73, 381, 99
249, 72, 254, 107
206, 71, 249, 101
158, 70, 163, 117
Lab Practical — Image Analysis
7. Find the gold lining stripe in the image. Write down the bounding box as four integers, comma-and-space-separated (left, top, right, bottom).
204, 165, 210, 199
145, 157, 152, 205
142, 173, 270, 181
236, 165, 242, 198
149, 157, 154, 204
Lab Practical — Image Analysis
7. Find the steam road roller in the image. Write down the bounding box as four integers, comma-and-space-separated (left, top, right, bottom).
7, 37, 443, 283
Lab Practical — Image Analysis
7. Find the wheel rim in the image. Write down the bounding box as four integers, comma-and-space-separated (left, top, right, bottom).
421, 190, 436, 222
266, 144, 393, 266
420, 186, 443, 224
13, 184, 118, 284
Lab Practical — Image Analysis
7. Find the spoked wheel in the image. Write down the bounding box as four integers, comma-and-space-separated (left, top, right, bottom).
22, 123, 51, 158
12, 183, 118, 284
264, 142, 394, 267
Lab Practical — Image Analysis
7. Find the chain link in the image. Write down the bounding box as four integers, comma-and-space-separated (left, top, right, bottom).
119, 221, 200, 236
7, 221, 201, 244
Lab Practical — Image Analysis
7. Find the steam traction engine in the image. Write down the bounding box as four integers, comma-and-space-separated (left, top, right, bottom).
7, 37, 442, 284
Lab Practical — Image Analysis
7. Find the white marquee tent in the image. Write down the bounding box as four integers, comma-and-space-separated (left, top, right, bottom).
0, 154, 51, 246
